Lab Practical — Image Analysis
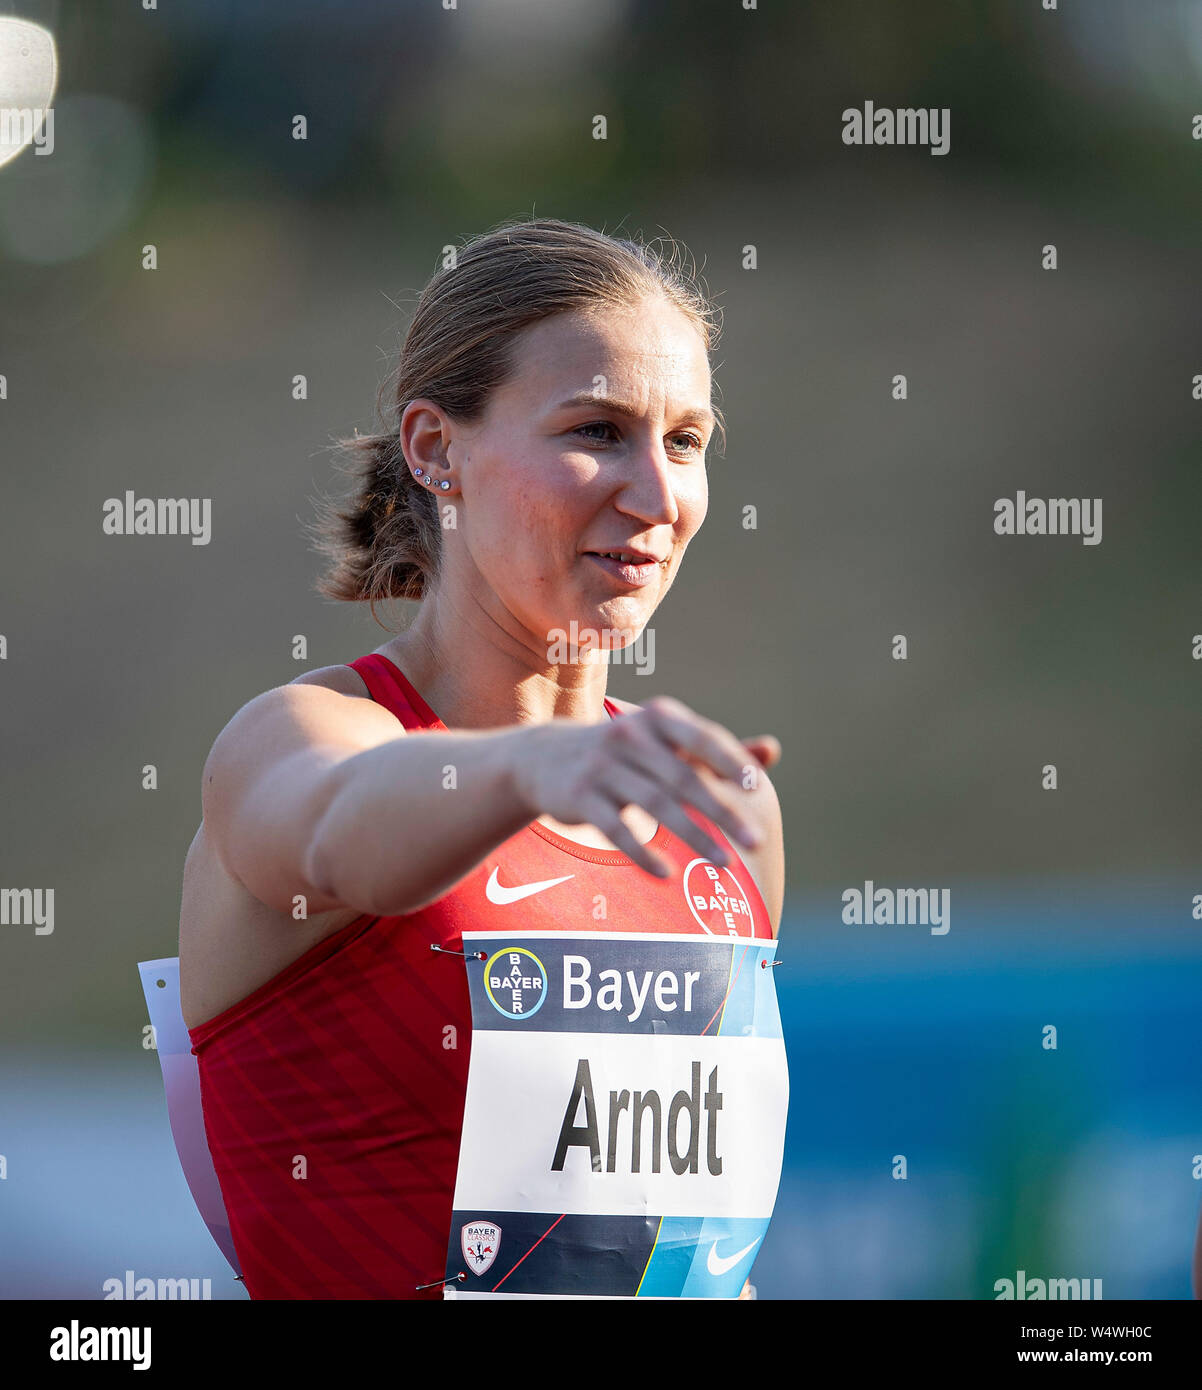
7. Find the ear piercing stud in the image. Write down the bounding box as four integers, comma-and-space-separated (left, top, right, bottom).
413, 468, 451, 491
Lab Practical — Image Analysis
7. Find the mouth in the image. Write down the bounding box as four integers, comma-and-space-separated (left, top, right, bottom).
582, 549, 666, 588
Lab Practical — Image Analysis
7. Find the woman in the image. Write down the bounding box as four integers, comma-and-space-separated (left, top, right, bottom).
179, 217, 786, 1300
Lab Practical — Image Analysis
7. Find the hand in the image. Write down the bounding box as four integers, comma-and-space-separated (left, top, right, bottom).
510, 695, 781, 878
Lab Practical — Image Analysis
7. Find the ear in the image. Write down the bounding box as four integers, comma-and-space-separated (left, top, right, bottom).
399, 399, 453, 482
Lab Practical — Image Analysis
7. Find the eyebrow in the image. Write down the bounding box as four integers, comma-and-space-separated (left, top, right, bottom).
553, 392, 716, 429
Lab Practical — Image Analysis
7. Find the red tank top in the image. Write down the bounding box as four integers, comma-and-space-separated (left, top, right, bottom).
189, 653, 773, 1299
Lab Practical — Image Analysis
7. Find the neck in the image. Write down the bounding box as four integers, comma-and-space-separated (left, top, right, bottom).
377, 584, 612, 730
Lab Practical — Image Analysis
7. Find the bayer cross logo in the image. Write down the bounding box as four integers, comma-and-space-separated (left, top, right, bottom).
682, 858, 756, 937
461, 1221, 502, 1277
484, 947, 548, 1019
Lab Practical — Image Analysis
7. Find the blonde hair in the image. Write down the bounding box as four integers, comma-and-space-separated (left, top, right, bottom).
313, 217, 724, 609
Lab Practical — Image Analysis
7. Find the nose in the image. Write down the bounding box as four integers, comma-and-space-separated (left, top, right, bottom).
614, 436, 680, 528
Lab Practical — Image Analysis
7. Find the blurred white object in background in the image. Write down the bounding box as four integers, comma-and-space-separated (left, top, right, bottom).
0, 19, 56, 170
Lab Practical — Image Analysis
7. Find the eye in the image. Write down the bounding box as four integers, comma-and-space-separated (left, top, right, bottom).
573, 421, 620, 444
572, 422, 707, 455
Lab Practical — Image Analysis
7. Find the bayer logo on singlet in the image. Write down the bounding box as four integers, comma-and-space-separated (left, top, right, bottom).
484, 947, 549, 1019
682, 858, 757, 937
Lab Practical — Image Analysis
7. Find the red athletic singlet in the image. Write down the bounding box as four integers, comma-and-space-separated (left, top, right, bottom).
189, 653, 773, 1299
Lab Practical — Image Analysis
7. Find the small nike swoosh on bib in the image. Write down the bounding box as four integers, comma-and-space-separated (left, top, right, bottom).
485, 867, 575, 905
706, 1238, 761, 1277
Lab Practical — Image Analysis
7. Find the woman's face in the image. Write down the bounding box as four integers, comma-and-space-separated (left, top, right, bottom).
441, 296, 714, 657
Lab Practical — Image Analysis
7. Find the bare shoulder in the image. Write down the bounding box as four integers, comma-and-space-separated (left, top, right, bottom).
200, 661, 398, 820
203, 662, 397, 779
716, 756, 784, 937
289, 662, 375, 698
180, 661, 388, 1028
279, 660, 408, 735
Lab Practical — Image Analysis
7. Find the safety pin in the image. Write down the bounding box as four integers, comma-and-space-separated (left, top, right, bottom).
430, 944, 487, 960
414, 1271, 467, 1292
759, 958, 783, 969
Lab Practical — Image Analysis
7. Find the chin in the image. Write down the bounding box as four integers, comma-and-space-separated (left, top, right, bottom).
538, 598, 654, 661
592, 611, 656, 653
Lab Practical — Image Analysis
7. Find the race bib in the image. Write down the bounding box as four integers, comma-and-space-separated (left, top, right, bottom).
444, 929, 789, 1299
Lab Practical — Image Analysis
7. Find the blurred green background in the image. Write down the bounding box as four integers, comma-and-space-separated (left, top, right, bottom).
1, 0, 1199, 1299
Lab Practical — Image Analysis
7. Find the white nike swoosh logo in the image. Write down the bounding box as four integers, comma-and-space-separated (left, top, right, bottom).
485, 867, 575, 905
706, 1238, 761, 1277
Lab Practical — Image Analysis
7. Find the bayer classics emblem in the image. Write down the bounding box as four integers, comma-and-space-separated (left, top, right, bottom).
461, 1221, 502, 1276
483, 947, 548, 1019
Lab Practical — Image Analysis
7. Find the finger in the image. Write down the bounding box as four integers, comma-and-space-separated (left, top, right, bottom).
742, 735, 781, 769
598, 766, 735, 867
580, 795, 673, 878
609, 733, 762, 850
640, 699, 755, 783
